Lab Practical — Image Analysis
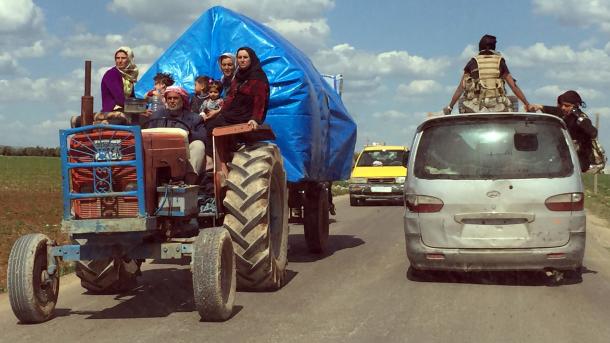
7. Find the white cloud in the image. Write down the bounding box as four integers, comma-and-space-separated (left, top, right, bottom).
0, 0, 43, 33
588, 107, 610, 118
61, 33, 164, 67
505, 43, 610, 85
533, 85, 565, 99
216, 0, 335, 21
533, 0, 610, 32
506, 43, 577, 67
460, 44, 477, 60
534, 85, 603, 107
266, 18, 330, 54
0, 53, 22, 76
108, 0, 334, 24
13, 40, 46, 58
7, 120, 26, 130
107, 1, 334, 57
397, 80, 442, 96
372, 110, 409, 119
0, 76, 82, 105
314, 44, 450, 79
0, 78, 46, 102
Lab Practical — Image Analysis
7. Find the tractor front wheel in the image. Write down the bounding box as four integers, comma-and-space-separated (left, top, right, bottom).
192, 227, 236, 321
8, 233, 60, 323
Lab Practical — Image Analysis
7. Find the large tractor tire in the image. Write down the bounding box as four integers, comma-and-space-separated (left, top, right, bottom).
192, 227, 236, 321
8, 233, 60, 323
223, 143, 289, 291
304, 183, 330, 253
75, 258, 141, 293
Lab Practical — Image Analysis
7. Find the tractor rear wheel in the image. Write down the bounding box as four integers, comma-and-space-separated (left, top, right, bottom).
223, 143, 289, 291
75, 258, 141, 293
192, 227, 236, 321
8, 233, 59, 323
304, 183, 329, 253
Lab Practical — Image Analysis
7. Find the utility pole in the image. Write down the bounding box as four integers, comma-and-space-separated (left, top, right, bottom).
594, 112, 600, 194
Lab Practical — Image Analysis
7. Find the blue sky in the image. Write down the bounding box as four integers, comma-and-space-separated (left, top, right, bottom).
1, 0, 610, 153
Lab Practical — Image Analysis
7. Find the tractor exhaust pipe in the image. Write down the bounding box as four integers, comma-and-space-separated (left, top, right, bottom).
81, 60, 94, 126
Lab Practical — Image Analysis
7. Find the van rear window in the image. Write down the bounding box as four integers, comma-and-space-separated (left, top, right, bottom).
414, 119, 573, 179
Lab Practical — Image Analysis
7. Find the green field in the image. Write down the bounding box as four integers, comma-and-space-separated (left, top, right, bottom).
0, 156, 65, 292
582, 174, 610, 222
0, 156, 608, 293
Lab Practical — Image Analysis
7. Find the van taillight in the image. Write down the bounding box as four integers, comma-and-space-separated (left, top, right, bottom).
405, 194, 444, 213
545, 193, 584, 211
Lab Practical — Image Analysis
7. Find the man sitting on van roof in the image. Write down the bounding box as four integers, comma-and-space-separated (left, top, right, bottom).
443, 34, 531, 115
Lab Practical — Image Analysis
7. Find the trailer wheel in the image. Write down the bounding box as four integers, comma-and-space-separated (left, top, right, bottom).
192, 227, 236, 321
223, 143, 289, 291
8, 233, 59, 323
304, 184, 330, 253
75, 258, 140, 293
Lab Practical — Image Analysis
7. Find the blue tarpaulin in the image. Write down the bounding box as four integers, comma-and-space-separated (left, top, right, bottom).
135, 6, 357, 183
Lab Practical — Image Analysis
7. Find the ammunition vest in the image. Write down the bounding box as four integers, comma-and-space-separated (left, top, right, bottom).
473, 53, 506, 98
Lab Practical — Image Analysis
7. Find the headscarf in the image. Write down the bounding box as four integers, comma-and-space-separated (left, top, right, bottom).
557, 90, 586, 108
164, 86, 190, 109
115, 46, 139, 83
218, 52, 236, 81
234, 47, 268, 83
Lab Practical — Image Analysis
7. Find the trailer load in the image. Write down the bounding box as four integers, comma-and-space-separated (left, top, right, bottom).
135, 6, 357, 183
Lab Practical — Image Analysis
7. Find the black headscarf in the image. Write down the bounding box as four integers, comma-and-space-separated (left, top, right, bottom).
557, 90, 586, 108
235, 47, 268, 83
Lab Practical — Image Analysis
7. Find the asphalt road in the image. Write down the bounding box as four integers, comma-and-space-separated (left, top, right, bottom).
3, 196, 610, 343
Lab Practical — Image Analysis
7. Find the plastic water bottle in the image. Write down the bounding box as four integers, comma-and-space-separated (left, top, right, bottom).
149, 94, 161, 112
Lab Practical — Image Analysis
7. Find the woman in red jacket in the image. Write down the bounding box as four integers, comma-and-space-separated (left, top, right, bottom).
203, 47, 270, 156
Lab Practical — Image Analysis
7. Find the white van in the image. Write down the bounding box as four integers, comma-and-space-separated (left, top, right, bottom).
403, 113, 585, 277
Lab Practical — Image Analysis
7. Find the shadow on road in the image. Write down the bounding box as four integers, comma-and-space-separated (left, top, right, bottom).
353, 200, 403, 207
406, 266, 596, 287
288, 234, 365, 263
64, 268, 198, 319
57, 265, 297, 320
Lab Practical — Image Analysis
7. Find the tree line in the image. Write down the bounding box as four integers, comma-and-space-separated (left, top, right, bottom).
0, 146, 60, 157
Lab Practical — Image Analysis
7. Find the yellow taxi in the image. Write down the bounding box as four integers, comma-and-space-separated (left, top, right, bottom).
349, 144, 409, 206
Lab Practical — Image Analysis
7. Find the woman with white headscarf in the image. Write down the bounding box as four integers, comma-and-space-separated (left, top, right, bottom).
101, 46, 139, 112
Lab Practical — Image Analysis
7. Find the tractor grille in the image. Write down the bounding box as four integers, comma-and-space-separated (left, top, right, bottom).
74, 197, 139, 219
368, 178, 395, 184
69, 130, 140, 219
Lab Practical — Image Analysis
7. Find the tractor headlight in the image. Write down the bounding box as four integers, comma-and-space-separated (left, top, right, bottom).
396, 177, 406, 184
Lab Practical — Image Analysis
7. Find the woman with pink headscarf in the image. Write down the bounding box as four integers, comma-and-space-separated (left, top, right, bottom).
101, 46, 139, 112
